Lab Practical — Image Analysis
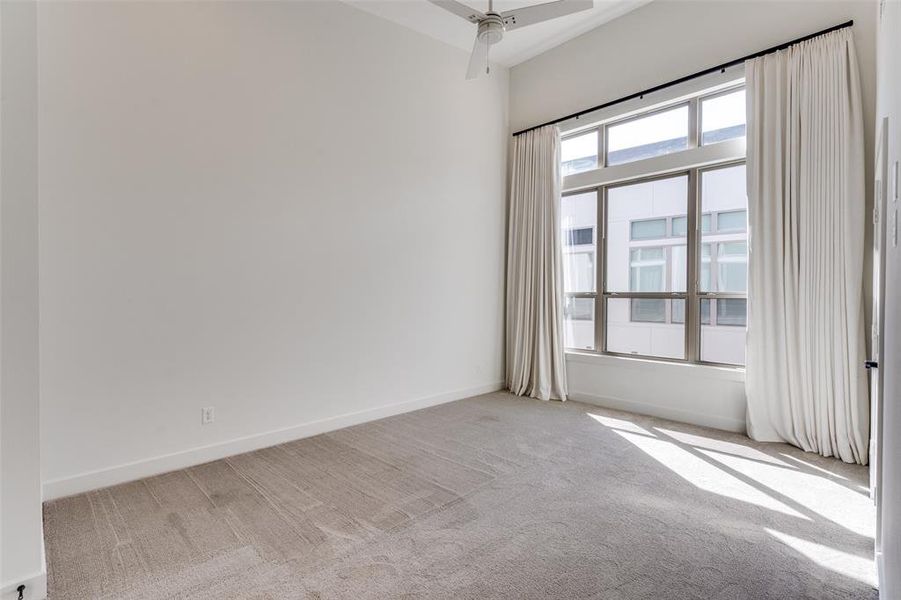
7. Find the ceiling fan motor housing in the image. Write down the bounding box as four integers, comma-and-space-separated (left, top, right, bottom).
478, 14, 505, 45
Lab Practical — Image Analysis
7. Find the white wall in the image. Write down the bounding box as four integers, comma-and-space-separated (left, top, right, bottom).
875, 0, 900, 596
0, 2, 45, 598
511, 0, 877, 431
38, 1, 509, 498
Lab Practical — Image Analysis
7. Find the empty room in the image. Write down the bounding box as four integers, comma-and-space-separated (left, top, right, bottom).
1, 0, 900, 598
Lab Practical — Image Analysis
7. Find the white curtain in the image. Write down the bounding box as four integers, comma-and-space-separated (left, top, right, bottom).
506, 125, 568, 401
745, 27, 869, 464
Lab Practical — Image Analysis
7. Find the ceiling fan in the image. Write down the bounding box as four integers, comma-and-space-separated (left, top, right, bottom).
427, 0, 593, 79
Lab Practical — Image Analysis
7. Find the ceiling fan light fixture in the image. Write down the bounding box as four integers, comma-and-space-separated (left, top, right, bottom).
477, 14, 505, 45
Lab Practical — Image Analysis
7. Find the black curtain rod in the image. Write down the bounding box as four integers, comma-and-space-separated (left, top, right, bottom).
512, 19, 854, 137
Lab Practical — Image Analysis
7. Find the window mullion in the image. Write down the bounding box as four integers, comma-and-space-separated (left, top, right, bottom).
688, 97, 700, 150
598, 127, 607, 169
686, 169, 701, 362
686, 99, 699, 358
596, 186, 607, 353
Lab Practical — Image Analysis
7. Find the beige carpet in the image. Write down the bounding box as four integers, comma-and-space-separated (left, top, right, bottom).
43, 391, 877, 599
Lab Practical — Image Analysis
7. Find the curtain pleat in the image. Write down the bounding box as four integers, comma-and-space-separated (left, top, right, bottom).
506, 125, 568, 401
745, 27, 869, 464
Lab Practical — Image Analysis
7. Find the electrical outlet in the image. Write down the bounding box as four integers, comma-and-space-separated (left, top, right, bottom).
201, 406, 215, 425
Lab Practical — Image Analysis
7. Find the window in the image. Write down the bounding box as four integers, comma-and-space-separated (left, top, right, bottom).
699, 299, 746, 364
607, 105, 689, 166
564, 296, 595, 350
672, 214, 711, 237
698, 243, 711, 289
561, 130, 599, 176
629, 247, 665, 292
717, 241, 748, 292
566, 227, 594, 246
608, 298, 684, 359
630, 219, 667, 240
716, 210, 747, 232
562, 191, 598, 350
566, 296, 595, 321
562, 191, 597, 294
565, 252, 594, 292
716, 298, 747, 326
605, 174, 688, 359
698, 163, 748, 364
607, 175, 688, 295
701, 88, 746, 145
630, 299, 666, 323
560, 83, 747, 365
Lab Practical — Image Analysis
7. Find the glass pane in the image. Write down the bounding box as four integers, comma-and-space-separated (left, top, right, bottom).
564, 297, 595, 350
672, 299, 685, 324
671, 245, 687, 293
718, 241, 748, 293
630, 219, 666, 240
561, 130, 599, 176
717, 209, 747, 232
631, 247, 664, 261
719, 241, 746, 255
700, 243, 712, 291
606, 298, 684, 359
673, 214, 711, 237
565, 227, 594, 246
607, 105, 689, 166
631, 299, 665, 322
561, 191, 597, 293
565, 253, 595, 293
700, 299, 746, 364
700, 165, 747, 292
607, 175, 688, 293
701, 89, 746, 145
673, 299, 712, 325
717, 298, 747, 326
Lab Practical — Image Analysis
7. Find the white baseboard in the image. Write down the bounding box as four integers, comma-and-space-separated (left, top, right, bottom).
43, 381, 505, 501
568, 390, 747, 433
1, 570, 46, 600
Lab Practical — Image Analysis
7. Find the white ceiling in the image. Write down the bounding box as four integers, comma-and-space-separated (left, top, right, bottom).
343, 0, 652, 67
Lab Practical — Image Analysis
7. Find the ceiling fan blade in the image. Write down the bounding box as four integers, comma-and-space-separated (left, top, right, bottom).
500, 0, 593, 31
466, 36, 489, 80
426, 0, 486, 24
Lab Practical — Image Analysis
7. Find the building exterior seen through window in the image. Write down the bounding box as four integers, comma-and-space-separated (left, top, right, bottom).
560, 83, 747, 366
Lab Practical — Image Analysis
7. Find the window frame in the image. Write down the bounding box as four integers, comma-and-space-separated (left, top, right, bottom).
600, 170, 694, 362
560, 84, 747, 368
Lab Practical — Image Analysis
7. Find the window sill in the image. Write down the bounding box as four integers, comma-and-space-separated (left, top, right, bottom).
564, 350, 745, 382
